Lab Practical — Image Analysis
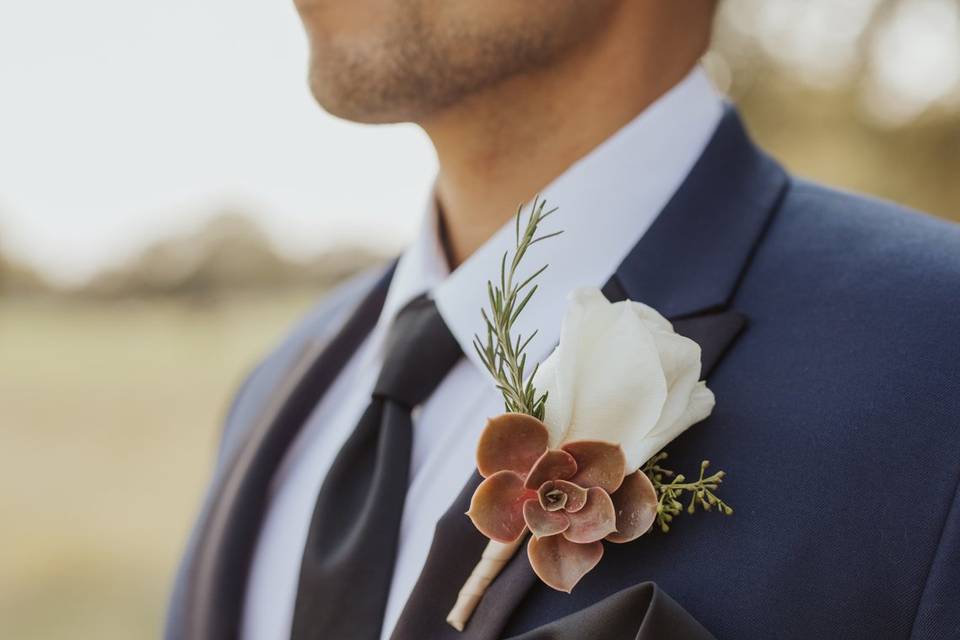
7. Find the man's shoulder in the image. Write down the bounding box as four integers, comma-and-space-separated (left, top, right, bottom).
740, 177, 960, 425
778, 178, 960, 268
739, 177, 960, 450
258, 261, 389, 377
711, 180, 960, 638
289, 263, 391, 346
215, 262, 392, 464
761, 178, 960, 300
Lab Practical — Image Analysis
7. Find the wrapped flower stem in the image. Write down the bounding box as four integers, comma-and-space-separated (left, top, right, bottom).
446, 533, 526, 631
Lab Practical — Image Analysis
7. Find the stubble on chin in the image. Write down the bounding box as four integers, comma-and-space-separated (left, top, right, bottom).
304, 6, 603, 125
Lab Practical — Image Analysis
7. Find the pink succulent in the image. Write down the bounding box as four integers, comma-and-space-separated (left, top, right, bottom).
466, 412, 659, 592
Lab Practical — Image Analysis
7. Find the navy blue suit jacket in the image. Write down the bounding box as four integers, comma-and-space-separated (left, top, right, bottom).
167, 109, 960, 639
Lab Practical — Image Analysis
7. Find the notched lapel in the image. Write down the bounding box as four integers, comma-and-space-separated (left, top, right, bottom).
673, 310, 747, 379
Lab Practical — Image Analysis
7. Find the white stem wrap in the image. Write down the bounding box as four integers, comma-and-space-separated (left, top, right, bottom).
445, 534, 526, 631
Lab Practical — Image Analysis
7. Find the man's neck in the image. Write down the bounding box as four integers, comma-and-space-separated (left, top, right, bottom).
419, 4, 712, 268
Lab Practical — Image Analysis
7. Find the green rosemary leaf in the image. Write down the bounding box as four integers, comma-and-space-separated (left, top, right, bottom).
514, 203, 522, 246
515, 263, 549, 294
518, 329, 539, 355
510, 284, 538, 326
471, 194, 559, 418
530, 230, 565, 245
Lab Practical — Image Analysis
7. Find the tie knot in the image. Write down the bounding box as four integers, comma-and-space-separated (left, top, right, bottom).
373, 295, 462, 408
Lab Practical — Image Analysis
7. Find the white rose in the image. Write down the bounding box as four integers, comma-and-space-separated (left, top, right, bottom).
531, 287, 715, 472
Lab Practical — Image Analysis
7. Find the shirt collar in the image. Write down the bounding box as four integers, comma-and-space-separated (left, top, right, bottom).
370, 66, 723, 375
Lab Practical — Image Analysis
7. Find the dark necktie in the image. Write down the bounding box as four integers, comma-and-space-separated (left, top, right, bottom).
290, 294, 463, 640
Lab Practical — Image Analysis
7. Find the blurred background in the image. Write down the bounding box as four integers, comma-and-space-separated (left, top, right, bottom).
1, 0, 958, 637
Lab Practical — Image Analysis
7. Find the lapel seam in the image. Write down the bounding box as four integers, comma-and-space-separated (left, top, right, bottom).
612, 109, 789, 319
214, 335, 331, 484
720, 174, 791, 313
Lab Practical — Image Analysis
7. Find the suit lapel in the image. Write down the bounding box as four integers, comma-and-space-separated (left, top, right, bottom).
673, 311, 747, 379
390, 107, 787, 640
176, 263, 396, 640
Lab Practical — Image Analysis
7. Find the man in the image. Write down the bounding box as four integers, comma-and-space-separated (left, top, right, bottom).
167, 2, 960, 639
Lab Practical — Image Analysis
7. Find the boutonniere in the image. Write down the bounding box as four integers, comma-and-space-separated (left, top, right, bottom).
446, 198, 732, 631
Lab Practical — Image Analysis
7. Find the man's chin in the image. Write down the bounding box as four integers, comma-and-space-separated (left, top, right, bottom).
307, 72, 420, 125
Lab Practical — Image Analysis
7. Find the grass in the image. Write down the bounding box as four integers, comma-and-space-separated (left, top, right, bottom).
0, 290, 323, 639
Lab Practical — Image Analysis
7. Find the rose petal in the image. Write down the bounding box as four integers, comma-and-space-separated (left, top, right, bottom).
532, 289, 670, 466
563, 487, 617, 543
629, 301, 716, 468
476, 413, 550, 478
645, 382, 716, 460
643, 327, 703, 439
531, 289, 716, 472
527, 535, 604, 593
525, 449, 577, 489
606, 470, 658, 543
523, 500, 570, 538
538, 479, 588, 513
466, 470, 535, 543
562, 440, 627, 493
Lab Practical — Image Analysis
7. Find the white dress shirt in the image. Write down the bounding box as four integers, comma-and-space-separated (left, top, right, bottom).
241, 66, 723, 640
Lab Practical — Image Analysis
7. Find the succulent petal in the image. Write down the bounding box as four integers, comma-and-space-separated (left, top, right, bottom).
476, 413, 550, 478
561, 440, 627, 493
554, 479, 589, 512
523, 500, 570, 538
563, 487, 617, 544
606, 469, 659, 543
527, 535, 604, 593
466, 470, 535, 543
537, 484, 568, 511
537, 479, 588, 513
524, 449, 577, 490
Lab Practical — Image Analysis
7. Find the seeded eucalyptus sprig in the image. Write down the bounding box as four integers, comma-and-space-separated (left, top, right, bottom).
473, 195, 562, 420
642, 452, 733, 533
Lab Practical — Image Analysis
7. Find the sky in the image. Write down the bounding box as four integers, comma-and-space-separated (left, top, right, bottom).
0, 0, 437, 284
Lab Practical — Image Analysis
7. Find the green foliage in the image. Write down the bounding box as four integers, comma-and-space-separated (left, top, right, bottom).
472, 196, 562, 420
643, 452, 733, 534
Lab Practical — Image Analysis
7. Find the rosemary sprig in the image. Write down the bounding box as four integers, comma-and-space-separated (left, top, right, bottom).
472, 195, 562, 420
642, 452, 733, 533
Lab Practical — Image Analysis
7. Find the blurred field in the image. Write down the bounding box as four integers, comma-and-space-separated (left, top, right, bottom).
0, 291, 321, 639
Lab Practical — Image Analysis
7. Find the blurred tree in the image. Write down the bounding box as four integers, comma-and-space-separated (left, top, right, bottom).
709, 0, 959, 221
0, 252, 52, 295
82, 210, 386, 300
